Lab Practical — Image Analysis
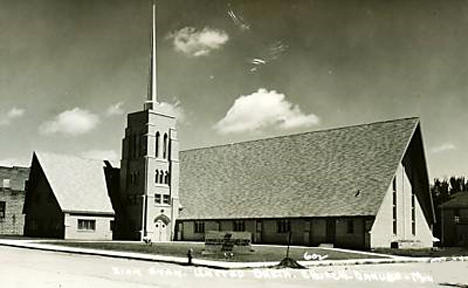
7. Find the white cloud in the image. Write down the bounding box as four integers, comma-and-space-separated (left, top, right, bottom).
0, 107, 25, 126
106, 102, 125, 116
159, 101, 186, 123
39, 108, 99, 136
431, 143, 456, 154
214, 88, 320, 134
81, 149, 119, 161
7, 107, 25, 118
167, 27, 229, 57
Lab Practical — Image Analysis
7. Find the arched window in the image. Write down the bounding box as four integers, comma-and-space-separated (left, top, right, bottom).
155, 132, 160, 158
164, 171, 170, 184
155, 170, 159, 184
163, 133, 168, 159
159, 170, 164, 184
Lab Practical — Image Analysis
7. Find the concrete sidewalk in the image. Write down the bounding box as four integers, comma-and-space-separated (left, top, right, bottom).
0, 239, 466, 269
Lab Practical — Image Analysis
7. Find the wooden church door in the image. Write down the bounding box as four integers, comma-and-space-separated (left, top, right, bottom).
154, 219, 168, 241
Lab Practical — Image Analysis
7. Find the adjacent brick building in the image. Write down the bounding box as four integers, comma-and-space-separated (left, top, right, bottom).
0, 166, 29, 235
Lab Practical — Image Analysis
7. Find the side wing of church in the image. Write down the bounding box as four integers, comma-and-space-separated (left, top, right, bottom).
23, 152, 115, 240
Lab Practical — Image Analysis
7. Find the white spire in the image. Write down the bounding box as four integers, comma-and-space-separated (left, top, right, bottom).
145, 0, 157, 110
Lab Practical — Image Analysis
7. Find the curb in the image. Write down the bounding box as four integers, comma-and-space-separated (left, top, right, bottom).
1, 240, 466, 269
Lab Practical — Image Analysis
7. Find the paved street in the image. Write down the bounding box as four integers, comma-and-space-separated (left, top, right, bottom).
1, 246, 468, 288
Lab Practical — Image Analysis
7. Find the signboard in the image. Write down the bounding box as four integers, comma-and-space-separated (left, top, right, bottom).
204, 231, 253, 254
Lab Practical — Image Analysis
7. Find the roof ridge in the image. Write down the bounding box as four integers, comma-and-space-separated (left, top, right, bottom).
34, 150, 107, 164
0, 165, 30, 170
181, 116, 420, 153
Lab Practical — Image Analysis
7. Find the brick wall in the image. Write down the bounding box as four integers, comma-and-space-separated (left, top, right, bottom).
0, 189, 25, 235
0, 166, 29, 235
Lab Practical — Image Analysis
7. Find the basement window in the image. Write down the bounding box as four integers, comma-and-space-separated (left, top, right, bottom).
78, 219, 96, 231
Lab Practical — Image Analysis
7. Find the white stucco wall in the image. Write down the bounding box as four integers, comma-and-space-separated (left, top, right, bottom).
370, 163, 433, 248
64, 213, 113, 240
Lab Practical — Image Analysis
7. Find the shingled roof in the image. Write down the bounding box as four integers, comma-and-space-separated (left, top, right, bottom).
34, 152, 114, 215
440, 192, 468, 209
178, 117, 421, 220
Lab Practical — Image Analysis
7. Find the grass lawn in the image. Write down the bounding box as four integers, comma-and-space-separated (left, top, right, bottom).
373, 247, 468, 258
42, 241, 388, 262
0, 235, 55, 240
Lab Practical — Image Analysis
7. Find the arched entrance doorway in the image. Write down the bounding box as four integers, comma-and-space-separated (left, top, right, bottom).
153, 214, 171, 241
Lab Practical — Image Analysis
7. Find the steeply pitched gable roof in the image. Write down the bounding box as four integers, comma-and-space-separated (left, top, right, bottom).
178, 117, 420, 220
34, 152, 114, 215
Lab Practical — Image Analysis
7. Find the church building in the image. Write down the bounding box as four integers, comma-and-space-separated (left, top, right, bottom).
20, 1, 436, 250
176, 117, 436, 249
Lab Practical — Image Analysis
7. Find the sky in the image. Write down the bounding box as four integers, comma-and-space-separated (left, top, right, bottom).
0, 0, 467, 180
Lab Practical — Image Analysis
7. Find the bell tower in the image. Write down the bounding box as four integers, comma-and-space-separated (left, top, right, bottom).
117, 0, 180, 241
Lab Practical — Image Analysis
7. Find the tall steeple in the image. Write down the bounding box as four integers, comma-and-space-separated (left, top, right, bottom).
144, 0, 157, 110
117, 0, 180, 242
